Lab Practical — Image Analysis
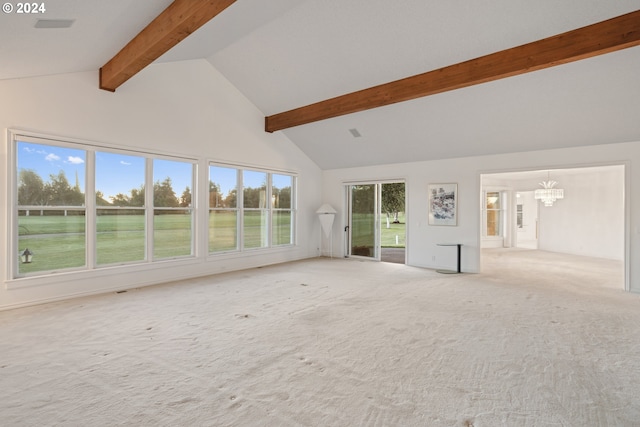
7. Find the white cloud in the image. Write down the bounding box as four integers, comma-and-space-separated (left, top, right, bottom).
120, 161, 131, 166
67, 156, 85, 165
23, 147, 35, 153
45, 153, 60, 162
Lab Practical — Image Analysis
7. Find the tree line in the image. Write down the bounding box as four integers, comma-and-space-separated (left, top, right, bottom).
18, 169, 85, 207
210, 182, 292, 209
18, 169, 191, 208
351, 183, 405, 223
18, 169, 291, 209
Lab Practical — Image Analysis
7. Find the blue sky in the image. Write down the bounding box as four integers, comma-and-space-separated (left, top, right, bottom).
18, 142, 193, 201
19, 142, 87, 189
210, 165, 238, 195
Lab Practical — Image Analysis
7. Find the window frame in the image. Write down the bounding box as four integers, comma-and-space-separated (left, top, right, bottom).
242, 169, 269, 250
151, 157, 197, 260
8, 130, 197, 280
208, 162, 297, 255
6, 130, 299, 285
208, 165, 240, 254
11, 135, 91, 278
94, 149, 147, 267
271, 173, 295, 247
516, 203, 523, 229
483, 190, 505, 238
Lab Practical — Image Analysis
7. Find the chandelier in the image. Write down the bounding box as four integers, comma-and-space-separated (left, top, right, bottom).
534, 173, 564, 207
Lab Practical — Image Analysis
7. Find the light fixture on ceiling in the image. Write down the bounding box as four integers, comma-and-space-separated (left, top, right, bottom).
534, 171, 564, 207
34, 19, 75, 29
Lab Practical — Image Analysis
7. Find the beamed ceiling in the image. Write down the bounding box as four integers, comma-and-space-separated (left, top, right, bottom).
2, 0, 640, 169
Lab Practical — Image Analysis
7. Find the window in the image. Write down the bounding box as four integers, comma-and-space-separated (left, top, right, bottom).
10, 132, 195, 278
208, 164, 296, 253
153, 159, 194, 259
272, 174, 294, 246
516, 203, 523, 229
209, 166, 238, 253
243, 170, 268, 249
95, 151, 146, 265
9, 131, 296, 281
484, 191, 503, 237
17, 141, 87, 275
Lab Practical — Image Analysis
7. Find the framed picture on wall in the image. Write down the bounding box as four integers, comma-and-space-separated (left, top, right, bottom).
428, 183, 457, 226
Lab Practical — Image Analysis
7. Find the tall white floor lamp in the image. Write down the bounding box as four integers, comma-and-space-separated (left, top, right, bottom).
316, 204, 337, 258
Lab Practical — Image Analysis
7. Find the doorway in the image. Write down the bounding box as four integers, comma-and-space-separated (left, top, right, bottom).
480, 165, 626, 290
346, 182, 406, 264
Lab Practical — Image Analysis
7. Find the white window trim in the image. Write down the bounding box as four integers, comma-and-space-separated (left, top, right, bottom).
5, 130, 300, 288
208, 162, 298, 256
7, 129, 198, 282
482, 189, 506, 239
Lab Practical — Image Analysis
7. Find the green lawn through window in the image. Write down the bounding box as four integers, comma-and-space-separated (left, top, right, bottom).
18, 212, 292, 275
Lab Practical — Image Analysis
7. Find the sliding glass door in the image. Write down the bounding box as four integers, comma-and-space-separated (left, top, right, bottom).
347, 184, 379, 259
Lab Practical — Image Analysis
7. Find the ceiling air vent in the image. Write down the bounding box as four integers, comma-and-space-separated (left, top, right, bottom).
34, 19, 75, 29
348, 128, 362, 138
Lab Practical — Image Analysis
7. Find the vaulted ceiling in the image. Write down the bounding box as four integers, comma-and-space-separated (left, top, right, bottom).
2, 0, 639, 169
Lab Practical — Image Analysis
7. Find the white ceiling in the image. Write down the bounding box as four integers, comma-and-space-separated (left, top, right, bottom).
2, 0, 640, 170
0, 0, 172, 79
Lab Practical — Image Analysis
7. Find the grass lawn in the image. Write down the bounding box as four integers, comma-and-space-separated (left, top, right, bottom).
17, 211, 292, 275
380, 213, 406, 248
351, 213, 406, 254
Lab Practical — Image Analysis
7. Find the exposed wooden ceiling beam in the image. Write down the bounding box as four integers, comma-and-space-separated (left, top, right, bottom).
100, 0, 236, 92
266, 10, 640, 133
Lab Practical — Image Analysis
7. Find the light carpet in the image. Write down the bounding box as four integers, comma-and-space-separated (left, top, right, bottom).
1, 249, 638, 426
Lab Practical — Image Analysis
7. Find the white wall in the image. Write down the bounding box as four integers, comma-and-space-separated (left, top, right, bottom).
322, 143, 640, 293
0, 60, 322, 310
482, 167, 624, 259
538, 168, 624, 260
